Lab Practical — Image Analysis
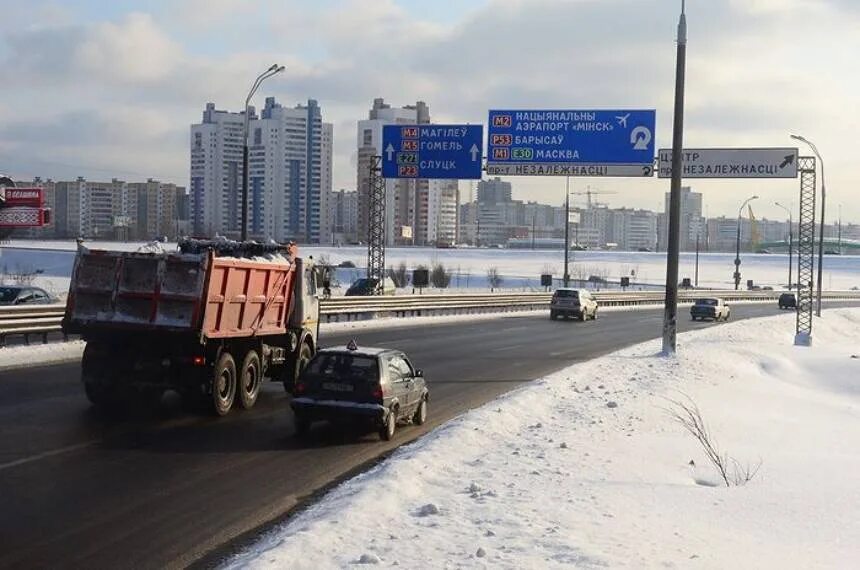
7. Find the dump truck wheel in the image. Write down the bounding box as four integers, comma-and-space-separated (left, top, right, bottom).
238, 350, 262, 410
283, 341, 313, 394
82, 342, 117, 408
212, 352, 237, 416
84, 380, 114, 407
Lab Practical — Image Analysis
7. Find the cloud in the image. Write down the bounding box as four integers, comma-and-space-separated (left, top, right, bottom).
2, 12, 182, 86
73, 13, 181, 83
0, 0, 858, 221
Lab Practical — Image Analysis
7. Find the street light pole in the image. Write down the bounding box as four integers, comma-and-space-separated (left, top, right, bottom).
775, 201, 792, 289
241, 64, 285, 241
563, 176, 570, 287
791, 134, 825, 316
661, 0, 687, 355
694, 232, 699, 287
733, 195, 758, 290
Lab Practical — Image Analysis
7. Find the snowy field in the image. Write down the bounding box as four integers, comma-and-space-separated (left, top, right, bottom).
4, 240, 860, 292
225, 309, 860, 570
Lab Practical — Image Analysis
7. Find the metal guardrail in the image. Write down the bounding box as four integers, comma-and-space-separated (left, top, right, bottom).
0, 304, 67, 347
3, 290, 860, 345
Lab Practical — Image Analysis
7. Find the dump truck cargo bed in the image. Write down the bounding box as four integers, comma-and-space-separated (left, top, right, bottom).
64, 248, 296, 339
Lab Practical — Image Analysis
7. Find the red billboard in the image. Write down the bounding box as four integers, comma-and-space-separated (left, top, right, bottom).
3, 187, 44, 208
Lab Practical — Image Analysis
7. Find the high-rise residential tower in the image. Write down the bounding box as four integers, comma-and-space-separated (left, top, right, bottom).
191, 98, 332, 243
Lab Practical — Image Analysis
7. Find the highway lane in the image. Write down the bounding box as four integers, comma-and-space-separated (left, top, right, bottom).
0, 302, 853, 569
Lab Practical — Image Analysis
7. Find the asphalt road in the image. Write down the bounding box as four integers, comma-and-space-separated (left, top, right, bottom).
0, 302, 853, 569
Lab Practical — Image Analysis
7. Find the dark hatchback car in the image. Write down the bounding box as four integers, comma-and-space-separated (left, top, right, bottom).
0, 286, 56, 306
290, 342, 429, 440
344, 277, 395, 296
778, 292, 797, 310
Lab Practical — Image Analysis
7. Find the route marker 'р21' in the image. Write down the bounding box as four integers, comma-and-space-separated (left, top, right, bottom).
658, 147, 799, 178
487, 109, 656, 177
381, 124, 483, 179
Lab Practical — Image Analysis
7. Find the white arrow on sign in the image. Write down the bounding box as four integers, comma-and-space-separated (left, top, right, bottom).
470, 144, 479, 161
630, 126, 652, 151
385, 144, 395, 161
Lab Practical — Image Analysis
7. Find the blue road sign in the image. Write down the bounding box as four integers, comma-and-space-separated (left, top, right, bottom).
487, 110, 656, 176
381, 124, 483, 179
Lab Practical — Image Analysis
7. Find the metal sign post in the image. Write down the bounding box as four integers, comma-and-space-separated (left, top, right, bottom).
366, 156, 386, 289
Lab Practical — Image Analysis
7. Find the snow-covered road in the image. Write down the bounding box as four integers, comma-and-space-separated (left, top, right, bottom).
226, 309, 860, 569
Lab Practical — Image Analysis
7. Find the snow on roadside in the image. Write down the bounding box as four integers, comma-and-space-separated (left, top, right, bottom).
226, 309, 860, 570
0, 340, 85, 371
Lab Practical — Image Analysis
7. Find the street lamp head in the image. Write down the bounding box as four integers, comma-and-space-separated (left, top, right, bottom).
751, 195, 759, 200
268, 64, 279, 71
276, 65, 286, 73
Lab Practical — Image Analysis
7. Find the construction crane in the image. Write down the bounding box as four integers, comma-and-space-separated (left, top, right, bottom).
570, 186, 618, 209
748, 204, 760, 252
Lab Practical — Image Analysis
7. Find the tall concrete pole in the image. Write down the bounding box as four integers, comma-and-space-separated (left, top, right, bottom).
662, 0, 687, 355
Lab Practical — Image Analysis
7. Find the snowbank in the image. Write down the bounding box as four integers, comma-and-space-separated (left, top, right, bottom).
0, 341, 85, 371
226, 309, 860, 569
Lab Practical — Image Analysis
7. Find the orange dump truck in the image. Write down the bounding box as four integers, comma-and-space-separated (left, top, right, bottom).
62, 239, 320, 415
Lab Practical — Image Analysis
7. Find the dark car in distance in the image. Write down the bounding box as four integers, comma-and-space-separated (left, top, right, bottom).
778, 292, 797, 310
344, 277, 396, 296
0, 286, 56, 306
290, 341, 429, 440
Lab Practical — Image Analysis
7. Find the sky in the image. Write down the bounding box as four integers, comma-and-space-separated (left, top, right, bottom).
0, 0, 858, 222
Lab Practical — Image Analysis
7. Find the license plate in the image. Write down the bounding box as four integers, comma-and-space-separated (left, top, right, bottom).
322, 382, 354, 392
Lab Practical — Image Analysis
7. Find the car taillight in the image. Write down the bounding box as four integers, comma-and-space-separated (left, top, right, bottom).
372, 384, 383, 399
192, 356, 205, 366
294, 382, 306, 395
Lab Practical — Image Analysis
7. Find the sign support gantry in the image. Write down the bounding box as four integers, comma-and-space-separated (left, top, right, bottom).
366, 155, 386, 291
795, 156, 816, 345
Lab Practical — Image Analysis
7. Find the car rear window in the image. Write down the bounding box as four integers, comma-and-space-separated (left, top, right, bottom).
695, 299, 718, 306
555, 290, 579, 298
303, 353, 379, 385
0, 287, 19, 303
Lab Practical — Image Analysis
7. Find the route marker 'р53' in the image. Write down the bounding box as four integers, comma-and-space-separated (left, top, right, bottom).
657, 147, 799, 178
381, 124, 483, 179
